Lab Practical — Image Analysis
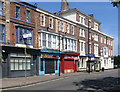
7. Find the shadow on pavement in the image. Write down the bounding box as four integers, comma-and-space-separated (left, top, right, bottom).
73, 77, 120, 92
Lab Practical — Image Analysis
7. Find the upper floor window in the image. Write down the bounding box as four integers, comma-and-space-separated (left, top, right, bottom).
16, 27, 33, 45
107, 39, 109, 45
80, 29, 85, 37
89, 44, 91, 54
16, 6, 20, 19
89, 32, 91, 39
68, 39, 70, 50
26, 10, 30, 22
48, 34, 51, 48
42, 33, 46, 47
104, 38, 106, 44
41, 15, 45, 26
0, 24, 5, 42
62, 22, 64, 32
53, 35, 56, 49
64, 38, 67, 50
94, 34, 98, 41
58, 21, 60, 31
0, 2, 4, 15
88, 21, 91, 27
67, 24, 69, 33
71, 40, 73, 51
81, 17, 83, 24
49, 18, 53, 29
72, 26, 74, 35
94, 23, 98, 30
101, 37, 103, 43
94, 44, 98, 54
74, 40, 76, 51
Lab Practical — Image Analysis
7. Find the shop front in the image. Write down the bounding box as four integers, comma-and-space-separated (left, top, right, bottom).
39, 50, 61, 75
2, 46, 39, 78
86, 54, 101, 72
60, 52, 80, 74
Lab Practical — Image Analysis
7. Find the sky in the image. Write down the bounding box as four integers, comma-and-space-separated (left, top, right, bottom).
28, 1, 118, 56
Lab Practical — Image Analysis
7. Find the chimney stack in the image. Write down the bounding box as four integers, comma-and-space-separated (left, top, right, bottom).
61, 0, 69, 12
89, 14, 94, 18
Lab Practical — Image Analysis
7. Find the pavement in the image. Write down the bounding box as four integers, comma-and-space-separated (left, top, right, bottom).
1, 69, 119, 91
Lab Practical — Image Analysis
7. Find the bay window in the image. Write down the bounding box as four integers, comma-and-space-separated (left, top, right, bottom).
16, 27, 33, 45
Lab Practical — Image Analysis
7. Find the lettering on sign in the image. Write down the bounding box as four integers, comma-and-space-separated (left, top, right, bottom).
41, 54, 58, 59
64, 55, 78, 59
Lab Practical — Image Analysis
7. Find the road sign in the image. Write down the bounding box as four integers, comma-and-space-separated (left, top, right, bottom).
23, 33, 32, 39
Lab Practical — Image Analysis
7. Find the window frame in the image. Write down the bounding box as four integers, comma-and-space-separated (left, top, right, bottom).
41, 15, 45, 26
26, 10, 30, 22
16, 6, 20, 19
0, 24, 5, 43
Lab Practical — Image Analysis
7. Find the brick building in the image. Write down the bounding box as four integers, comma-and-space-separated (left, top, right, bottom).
0, 0, 114, 77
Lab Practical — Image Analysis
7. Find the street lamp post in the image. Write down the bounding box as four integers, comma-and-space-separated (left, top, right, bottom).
59, 31, 60, 76
88, 18, 91, 73
23, 33, 32, 83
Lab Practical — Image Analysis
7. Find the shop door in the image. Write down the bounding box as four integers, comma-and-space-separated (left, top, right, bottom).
45, 59, 55, 74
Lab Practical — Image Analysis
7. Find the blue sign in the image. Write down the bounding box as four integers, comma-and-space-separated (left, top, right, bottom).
86, 54, 95, 57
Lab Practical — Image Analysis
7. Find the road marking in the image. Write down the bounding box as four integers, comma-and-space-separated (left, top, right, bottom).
2, 76, 69, 91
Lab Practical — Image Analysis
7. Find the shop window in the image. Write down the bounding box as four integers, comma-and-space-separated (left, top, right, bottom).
16, 27, 33, 45
0, 2, 4, 15
56, 60, 58, 70
10, 58, 31, 71
41, 60, 43, 71
0, 24, 5, 43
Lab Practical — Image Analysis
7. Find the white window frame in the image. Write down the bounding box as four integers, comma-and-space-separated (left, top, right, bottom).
41, 15, 45, 26
58, 21, 60, 31
67, 24, 69, 33
72, 26, 74, 35
49, 17, 53, 29
62, 22, 64, 32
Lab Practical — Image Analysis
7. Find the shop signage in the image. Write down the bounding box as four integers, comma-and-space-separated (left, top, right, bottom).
41, 54, 58, 59
64, 56, 78, 59
86, 54, 95, 57
23, 33, 32, 39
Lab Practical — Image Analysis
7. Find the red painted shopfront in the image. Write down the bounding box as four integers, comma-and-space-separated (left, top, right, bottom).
60, 52, 80, 74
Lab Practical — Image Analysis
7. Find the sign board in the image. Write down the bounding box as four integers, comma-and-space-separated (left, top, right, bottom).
86, 54, 95, 57
23, 33, 32, 39
41, 54, 58, 59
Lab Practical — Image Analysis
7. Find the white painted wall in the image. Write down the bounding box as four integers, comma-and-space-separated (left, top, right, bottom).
61, 12, 77, 22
